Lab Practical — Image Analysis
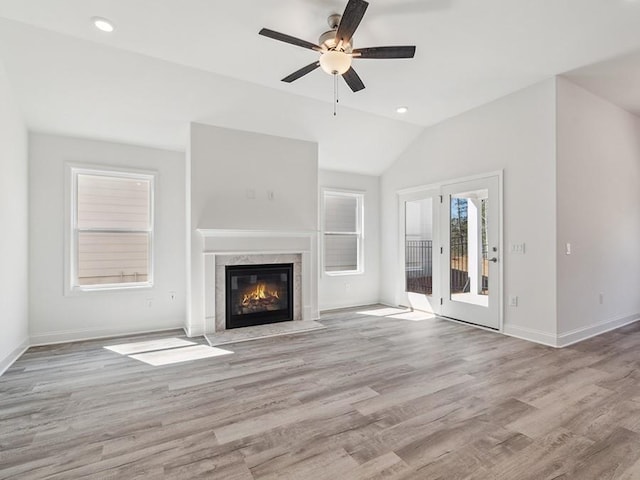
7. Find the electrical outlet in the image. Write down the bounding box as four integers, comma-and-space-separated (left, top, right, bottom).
169, 291, 176, 301
510, 243, 526, 254
566, 243, 572, 255
509, 296, 518, 307
146, 298, 153, 308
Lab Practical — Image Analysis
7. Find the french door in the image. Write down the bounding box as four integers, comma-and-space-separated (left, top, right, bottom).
439, 176, 500, 329
397, 188, 440, 313
399, 174, 501, 330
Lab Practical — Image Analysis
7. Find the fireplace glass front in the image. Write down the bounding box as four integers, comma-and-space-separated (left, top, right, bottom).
225, 263, 293, 329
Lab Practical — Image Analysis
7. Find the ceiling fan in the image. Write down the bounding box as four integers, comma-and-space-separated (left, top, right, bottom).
259, 0, 416, 93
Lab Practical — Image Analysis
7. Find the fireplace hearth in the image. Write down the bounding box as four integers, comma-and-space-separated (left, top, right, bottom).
225, 263, 293, 329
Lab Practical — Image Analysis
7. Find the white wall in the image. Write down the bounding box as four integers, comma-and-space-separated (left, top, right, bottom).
380, 79, 559, 344
319, 170, 380, 310
188, 123, 318, 334
556, 77, 640, 343
190, 123, 318, 231
29, 133, 186, 344
0, 61, 29, 373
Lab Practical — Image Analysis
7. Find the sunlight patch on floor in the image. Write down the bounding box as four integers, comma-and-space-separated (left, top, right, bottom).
104, 337, 195, 355
357, 306, 435, 322
129, 345, 233, 366
357, 307, 412, 317
104, 337, 234, 366
388, 311, 436, 322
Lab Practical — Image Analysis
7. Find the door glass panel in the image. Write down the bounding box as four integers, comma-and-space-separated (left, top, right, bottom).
480, 198, 489, 296
450, 190, 489, 306
405, 198, 433, 295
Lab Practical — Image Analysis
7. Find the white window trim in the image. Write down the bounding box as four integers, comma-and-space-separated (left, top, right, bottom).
321, 188, 365, 276
65, 165, 156, 294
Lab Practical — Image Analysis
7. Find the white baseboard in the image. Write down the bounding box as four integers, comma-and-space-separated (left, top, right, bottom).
319, 298, 381, 313
557, 313, 640, 347
0, 338, 30, 376
186, 326, 205, 337
503, 314, 640, 348
30, 325, 187, 347
503, 324, 558, 348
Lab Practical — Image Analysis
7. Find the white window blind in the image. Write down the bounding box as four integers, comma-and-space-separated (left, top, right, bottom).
72, 170, 153, 289
323, 191, 363, 274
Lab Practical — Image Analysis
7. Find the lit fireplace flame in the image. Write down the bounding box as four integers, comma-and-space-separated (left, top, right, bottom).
242, 283, 279, 306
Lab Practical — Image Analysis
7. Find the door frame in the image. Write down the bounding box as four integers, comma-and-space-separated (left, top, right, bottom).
396, 170, 504, 332
396, 187, 441, 311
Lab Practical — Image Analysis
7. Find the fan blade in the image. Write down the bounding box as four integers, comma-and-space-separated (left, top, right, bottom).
259, 28, 321, 51
282, 62, 321, 83
342, 67, 365, 92
353, 46, 416, 59
336, 0, 369, 44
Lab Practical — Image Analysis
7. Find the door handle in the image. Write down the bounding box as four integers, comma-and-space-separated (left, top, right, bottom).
489, 257, 498, 263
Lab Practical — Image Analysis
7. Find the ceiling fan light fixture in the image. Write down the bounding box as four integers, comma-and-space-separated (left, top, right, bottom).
319, 50, 352, 75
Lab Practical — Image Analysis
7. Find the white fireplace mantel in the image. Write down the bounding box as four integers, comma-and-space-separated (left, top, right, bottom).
197, 228, 318, 238
187, 228, 319, 336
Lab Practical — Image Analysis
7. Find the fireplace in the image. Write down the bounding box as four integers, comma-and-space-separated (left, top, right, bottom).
225, 263, 293, 329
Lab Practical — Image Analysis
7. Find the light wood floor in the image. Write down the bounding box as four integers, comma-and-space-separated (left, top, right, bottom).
3, 307, 640, 479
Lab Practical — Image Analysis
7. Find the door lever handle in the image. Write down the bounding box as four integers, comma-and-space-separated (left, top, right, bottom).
489, 257, 498, 263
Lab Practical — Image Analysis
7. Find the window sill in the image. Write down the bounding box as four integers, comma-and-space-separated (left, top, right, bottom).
68, 283, 153, 295
324, 270, 364, 277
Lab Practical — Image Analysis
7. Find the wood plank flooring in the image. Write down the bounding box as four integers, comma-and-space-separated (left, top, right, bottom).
2, 306, 640, 479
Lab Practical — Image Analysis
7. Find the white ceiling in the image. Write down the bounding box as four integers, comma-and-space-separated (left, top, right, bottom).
1, 0, 640, 174
0, 19, 423, 174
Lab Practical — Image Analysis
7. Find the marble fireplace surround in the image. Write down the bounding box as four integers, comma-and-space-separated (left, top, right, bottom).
197, 229, 319, 334
215, 253, 302, 331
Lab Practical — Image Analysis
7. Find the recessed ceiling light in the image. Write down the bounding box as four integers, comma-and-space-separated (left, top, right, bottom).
92, 17, 115, 33
396, 106, 408, 114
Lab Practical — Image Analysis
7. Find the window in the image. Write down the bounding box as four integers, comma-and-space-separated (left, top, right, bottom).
323, 190, 363, 274
70, 168, 153, 290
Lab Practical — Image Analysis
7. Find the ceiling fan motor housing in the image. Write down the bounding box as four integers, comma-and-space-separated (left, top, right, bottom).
319, 29, 353, 52
327, 13, 341, 29
319, 14, 353, 52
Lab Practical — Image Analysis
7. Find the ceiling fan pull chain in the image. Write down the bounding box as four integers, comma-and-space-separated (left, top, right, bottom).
334, 73, 339, 116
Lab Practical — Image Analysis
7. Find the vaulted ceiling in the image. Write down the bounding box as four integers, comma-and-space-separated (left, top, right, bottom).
1, 0, 640, 174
